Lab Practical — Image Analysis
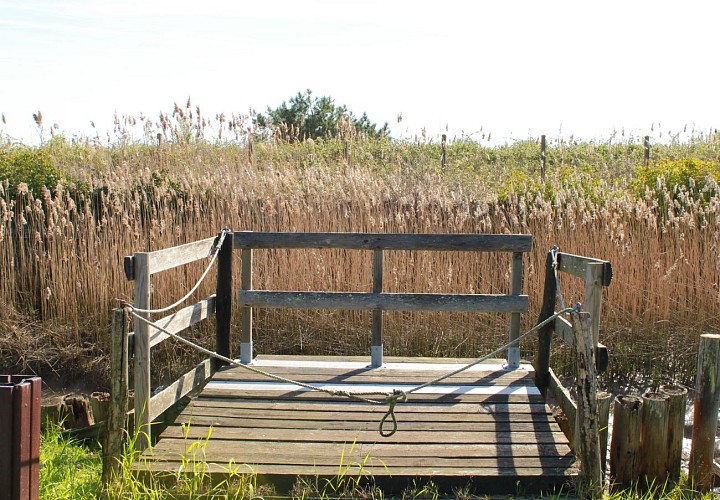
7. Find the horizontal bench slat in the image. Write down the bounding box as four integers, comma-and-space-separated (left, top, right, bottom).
239, 291, 529, 313
557, 252, 612, 286
233, 232, 532, 252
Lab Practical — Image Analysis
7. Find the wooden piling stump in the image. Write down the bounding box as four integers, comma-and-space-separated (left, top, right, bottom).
597, 391, 612, 475
659, 384, 687, 483
639, 391, 670, 490
610, 395, 642, 491
689, 333, 720, 491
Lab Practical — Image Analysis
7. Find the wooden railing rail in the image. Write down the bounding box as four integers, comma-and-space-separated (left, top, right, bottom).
235, 232, 531, 369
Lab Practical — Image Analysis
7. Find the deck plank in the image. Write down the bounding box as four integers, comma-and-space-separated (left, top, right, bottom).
138, 356, 576, 494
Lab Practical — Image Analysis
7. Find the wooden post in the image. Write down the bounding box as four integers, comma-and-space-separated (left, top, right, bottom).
507, 252, 524, 369
371, 249, 384, 368
240, 248, 254, 364
540, 134, 546, 182
659, 384, 688, 483
343, 139, 350, 164
585, 262, 603, 350
534, 249, 556, 396
248, 135, 254, 167
441, 134, 447, 168
215, 230, 233, 369
643, 135, 650, 167
571, 311, 602, 495
103, 308, 129, 486
598, 391, 612, 476
689, 333, 720, 491
132, 252, 152, 450
610, 395, 642, 491
639, 392, 670, 490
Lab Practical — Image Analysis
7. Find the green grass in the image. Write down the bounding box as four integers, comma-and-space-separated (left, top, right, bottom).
39, 422, 718, 499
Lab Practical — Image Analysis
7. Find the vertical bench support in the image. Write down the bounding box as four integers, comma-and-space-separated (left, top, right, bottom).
507, 252, 523, 369
215, 231, 233, 369
240, 248, 253, 364
371, 249, 384, 368
133, 252, 152, 450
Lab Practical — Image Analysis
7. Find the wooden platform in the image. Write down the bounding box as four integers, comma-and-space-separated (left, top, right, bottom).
137, 356, 577, 494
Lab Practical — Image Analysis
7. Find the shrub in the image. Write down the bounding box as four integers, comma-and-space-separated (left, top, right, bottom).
0, 147, 66, 197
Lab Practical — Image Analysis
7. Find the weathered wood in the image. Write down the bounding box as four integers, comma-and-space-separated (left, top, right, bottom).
233, 232, 533, 252
128, 296, 216, 350
103, 308, 128, 486
148, 359, 214, 421
371, 249, 383, 367
571, 311, 602, 495
215, 231, 233, 369
146, 236, 216, 275
639, 391, 669, 489
161, 425, 567, 444
507, 252, 524, 369
610, 395, 642, 491
659, 384, 687, 483
534, 250, 556, 396
240, 248, 253, 364
690, 333, 720, 491
556, 252, 612, 286
548, 368, 576, 446
585, 263, 603, 349
123, 255, 134, 281
553, 316, 608, 372
132, 252, 152, 450
137, 356, 576, 491
238, 291, 529, 313
597, 391, 612, 475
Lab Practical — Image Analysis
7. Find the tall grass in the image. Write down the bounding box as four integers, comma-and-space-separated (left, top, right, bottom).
1, 116, 719, 387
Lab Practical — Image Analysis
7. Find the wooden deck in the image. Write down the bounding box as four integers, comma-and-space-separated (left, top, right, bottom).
137, 356, 577, 494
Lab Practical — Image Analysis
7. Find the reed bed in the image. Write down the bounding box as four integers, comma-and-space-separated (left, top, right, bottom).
1, 125, 719, 388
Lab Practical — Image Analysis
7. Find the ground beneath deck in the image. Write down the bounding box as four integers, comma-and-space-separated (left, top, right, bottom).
138, 356, 577, 494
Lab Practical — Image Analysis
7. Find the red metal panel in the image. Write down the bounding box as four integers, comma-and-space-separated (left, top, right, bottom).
27, 378, 41, 500
12, 381, 31, 500
0, 383, 14, 499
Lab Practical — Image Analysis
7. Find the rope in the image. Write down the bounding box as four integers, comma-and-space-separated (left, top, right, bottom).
125, 303, 579, 437
130, 228, 230, 315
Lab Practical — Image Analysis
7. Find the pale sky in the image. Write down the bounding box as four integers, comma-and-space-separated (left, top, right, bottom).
1, 0, 718, 145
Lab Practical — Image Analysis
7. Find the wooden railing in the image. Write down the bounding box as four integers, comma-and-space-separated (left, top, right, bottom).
115, 231, 533, 451
533, 248, 613, 456
119, 232, 233, 449
233, 232, 532, 368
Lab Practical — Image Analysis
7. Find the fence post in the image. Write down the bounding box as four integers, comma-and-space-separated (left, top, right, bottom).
689, 333, 720, 491
659, 384, 688, 483
441, 134, 447, 167
598, 391, 612, 476
540, 134, 546, 182
240, 248, 254, 364
610, 395, 642, 491
534, 249, 556, 396
132, 252, 152, 450
571, 311, 602, 496
103, 308, 129, 486
639, 391, 670, 490
215, 230, 234, 369
507, 252, 524, 369
643, 136, 650, 167
371, 249, 384, 367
